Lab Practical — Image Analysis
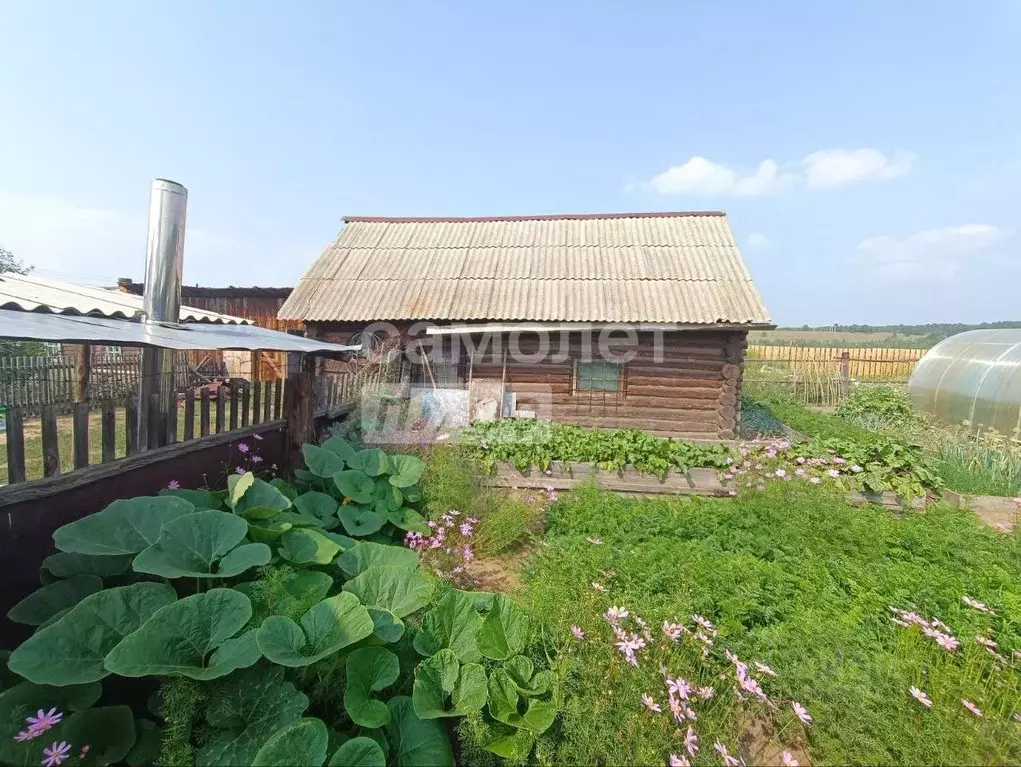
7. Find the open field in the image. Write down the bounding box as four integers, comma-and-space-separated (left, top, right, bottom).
749, 330, 929, 345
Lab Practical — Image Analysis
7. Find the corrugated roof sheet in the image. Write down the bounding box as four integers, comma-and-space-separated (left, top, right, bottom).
278, 212, 771, 325
0, 273, 252, 324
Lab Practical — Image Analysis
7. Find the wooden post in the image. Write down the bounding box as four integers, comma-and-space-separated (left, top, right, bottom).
200, 388, 211, 437
125, 398, 138, 456
252, 380, 262, 425
263, 380, 272, 422
839, 351, 850, 398
184, 389, 195, 441
281, 353, 315, 477
72, 402, 90, 470
241, 382, 251, 427
41, 405, 60, 477
273, 379, 283, 420
167, 394, 178, 445
74, 343, 92, 403
102, 401, 116, 462
250, 350, 261, 384
5, 408, 27, 483
229, 385, 240, 430
216, 386, 226, 433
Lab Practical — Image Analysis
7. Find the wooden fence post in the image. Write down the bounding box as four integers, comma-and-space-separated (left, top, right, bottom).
72, 402, 90, 470
74, 343, 92, 403
282, 353, 314, 478
5, 408, 27, 483
839, 351, 850, 398
41, 405, 60, 477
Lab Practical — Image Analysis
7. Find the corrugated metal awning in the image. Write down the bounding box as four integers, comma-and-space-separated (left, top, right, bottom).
0, 309, 359, 354
0, 273, 252, 324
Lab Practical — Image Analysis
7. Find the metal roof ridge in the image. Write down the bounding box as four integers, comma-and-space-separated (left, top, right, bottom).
342, 211, 727, 223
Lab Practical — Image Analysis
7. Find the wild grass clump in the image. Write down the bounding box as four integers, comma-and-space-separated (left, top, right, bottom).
928, 424, 1021, 497
523, 483, 1021, 765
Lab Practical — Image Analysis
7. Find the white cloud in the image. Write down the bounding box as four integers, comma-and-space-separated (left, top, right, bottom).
746, 233, 770, 250
645, 148, 915, 196
855, 224, 1008, 282
0, 189, 297, 287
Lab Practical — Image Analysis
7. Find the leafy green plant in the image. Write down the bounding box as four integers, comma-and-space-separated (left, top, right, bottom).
836, 384, 920, 428
1, 437, 556, 766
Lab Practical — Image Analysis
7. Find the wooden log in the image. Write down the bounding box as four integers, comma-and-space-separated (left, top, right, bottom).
5, 408, 27, 483
625, 383, 725, 398
216, 386, 226, 433
626, 373, 723, 387
41, 405, 60, 477
72, 402, 90, 470
200, 388, 211, 437
125, 398, 138, 456
74, 343, 92, 403
252, 381, 262, 425
282, 353, 315, 477
241, 382, 251, 427
102, 401, 117, 463
721, 364, 741, 381
229, 386, 240, 430
184, 389, 195, 441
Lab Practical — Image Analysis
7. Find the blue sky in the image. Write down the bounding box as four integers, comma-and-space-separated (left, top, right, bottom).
1, 0, 1019, 325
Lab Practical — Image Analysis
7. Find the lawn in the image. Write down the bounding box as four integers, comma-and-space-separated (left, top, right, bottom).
511, 483, 1021, 766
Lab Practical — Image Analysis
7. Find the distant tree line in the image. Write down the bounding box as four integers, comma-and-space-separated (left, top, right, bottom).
759, 322, 1021, 349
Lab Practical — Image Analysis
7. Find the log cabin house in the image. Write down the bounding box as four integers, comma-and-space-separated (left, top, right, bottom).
278, 212, 772, 439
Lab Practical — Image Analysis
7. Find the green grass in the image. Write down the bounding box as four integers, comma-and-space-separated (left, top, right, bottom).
521, 483, 1021, 765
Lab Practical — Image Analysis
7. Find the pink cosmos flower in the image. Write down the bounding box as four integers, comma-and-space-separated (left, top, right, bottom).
667, 677, 694, 700
460, 523, 474, 537
250, 455, 263, 464
461, 545, 474, 563
642, 693, 662, 713
774, 468, 787, 478
832, 456, 846, 465
826, 469, 840, 478
26, 709, 62, 734
668, 696, 686, 722
236, 442, 250, 454
792, 701, 812, 725
962, 699, 983, 717
669, 755, 690, 767
663, 621, 686, 640
754, 661, 777, 677
571, 625, 585, 640
794, 468, 806, 477
586, 536, 603, 544
809, 477, 821, 484
796, 456, 806, 464
79, 746, 89, 758
961, 595, 994, 614
684, 726, 699, 756
976, 635, 997, 649
591, 582, 607, 592
714, 742, 742, 767
781, 751, 799, 767
234, 466, 246, 475
253, 433, 263, 440
698, 686, 715, 700
909, 686, 932, 709
13, 730, 34, 742
614, 634, 646, 667
692, 614, 713, 631
166, 479, 181, 490
41, 741, 72, 767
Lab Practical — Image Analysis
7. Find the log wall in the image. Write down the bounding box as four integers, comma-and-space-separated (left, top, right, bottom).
310, 323, 749, 438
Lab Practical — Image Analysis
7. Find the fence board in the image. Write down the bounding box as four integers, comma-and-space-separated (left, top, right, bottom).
125, 398, 138, 456
216, 386, 226, 433
200, 388, 211, 437
241, 383, 250, 427
263, 380, 272, 422
6, 408, 26, 483
184, 390, 195, 441
72, 402, 90, 470
230, 386, 239, 430
102, 402, 116, 463
252, 382, 262, 425
41, 405, 60, 478
273, 379, 283, 419
167, 396, 178, 446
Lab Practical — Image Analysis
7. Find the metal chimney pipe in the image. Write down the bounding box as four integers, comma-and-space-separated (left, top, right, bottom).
137, 179, 188, 450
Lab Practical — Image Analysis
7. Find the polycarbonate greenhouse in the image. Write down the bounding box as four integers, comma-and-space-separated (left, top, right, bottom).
908, 329, 1021, 434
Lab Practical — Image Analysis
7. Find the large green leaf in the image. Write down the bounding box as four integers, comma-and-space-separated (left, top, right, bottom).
132, 510, 271, 579
61, 705, 137, 766
53, 496, 195, 555
7, 574, 102, 626
237, 570, 334, 622
126, 717, 161, 767
42, 552, 134, 579
367, 607, 406, 643
342, 566, 434, 618
477, 595, 528, 660
384, 507, 430, 534
348, 448, 390, 477
413, 590, 483, 662
247, 519, 294, 541
388, 455, 426, 488
252, 718, 329, 767
8, 583, 176, 685
502, 655, 551, 697
105, 589, 260, 680
336, 505, 386, 537
483, 728, 535, 759
257, 593, 374, 667
160, 487, 224, 510
487, 669, 556, 733
270, 478, 299, 501
374, 479, 403, 512
385, 696, 455, 767
304, 443, 348, 478
328, 737, 386, 767
199, 665, 310, 767
322, 436, 357, 464
0, 682, 103, 766
227, 471, 256, 508
344, 647, 400, 727
333, 470, 375, 503
235, 478, 293, 518
279, 528, 343, 565
338, 541, 419, 577
412, 649, 487, 719
294, 490, 340, 523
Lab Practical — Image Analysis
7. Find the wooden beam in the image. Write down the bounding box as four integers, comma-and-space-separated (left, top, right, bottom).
72, 402, 90, 470
41, 405, 60, 477
281, 353, 314, 478
74, 343, 92, 403
4, 408, 27, 483
215, 386, 226, 433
